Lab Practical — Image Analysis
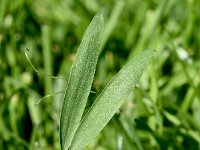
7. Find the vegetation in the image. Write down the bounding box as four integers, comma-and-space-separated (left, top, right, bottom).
0, 0, 200, 150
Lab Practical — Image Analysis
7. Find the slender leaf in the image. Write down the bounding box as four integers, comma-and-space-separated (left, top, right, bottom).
60, 13, 104, 150
71, 50, 154, 149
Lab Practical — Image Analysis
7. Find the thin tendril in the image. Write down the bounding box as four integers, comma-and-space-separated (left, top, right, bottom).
25, 48, 67, 81
34, 90, 97, 106
34, 90, 66, 106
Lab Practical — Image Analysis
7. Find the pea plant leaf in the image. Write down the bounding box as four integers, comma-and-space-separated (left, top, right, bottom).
70, 49, 154, 149
60, 13, 104, 150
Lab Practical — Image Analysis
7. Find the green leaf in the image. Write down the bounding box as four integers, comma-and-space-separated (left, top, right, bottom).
71, 50, 154, 149
60, 13, 104, 150
163, 110, 181, 126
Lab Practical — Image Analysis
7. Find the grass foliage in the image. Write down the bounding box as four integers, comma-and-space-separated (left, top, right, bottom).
1, 0, 200, 150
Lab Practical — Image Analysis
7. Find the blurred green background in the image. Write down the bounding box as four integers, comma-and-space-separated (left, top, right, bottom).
0, 0, 200, 149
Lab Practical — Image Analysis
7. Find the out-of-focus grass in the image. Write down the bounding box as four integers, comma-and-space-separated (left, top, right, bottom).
0, 0, 200, 149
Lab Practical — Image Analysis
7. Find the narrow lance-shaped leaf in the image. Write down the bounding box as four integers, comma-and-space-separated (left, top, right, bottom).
71, 50, 155, 149
60, 14, 104, 150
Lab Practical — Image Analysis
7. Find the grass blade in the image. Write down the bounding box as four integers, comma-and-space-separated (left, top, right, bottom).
60, 13, 104, 150
71, 50, 155, 149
